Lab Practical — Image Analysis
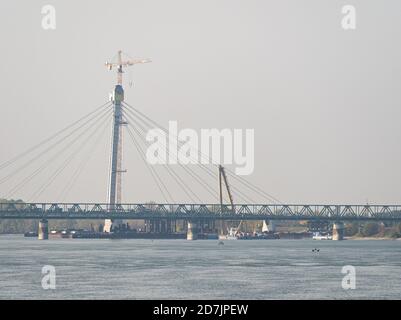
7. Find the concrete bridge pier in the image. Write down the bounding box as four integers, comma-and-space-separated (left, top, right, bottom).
268, 220, 276, 232
262, 220, 276, 233
104, 219, 124, 233
332, 221, 345, 240
187, 221, 198, 240
38, 219, 49, 240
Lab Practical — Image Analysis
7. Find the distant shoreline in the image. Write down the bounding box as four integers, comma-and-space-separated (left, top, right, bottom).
0, 233, 400, 241
345, 236, 401, 241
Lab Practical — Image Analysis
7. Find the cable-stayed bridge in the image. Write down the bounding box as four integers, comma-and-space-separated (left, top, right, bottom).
1, 50, 400, 240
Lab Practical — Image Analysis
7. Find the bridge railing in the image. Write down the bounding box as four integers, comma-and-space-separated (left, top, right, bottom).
1, 202, 401, 220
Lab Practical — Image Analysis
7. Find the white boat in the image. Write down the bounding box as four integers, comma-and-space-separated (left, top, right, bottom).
312, 232, 332, 240
218, 227, 239, 240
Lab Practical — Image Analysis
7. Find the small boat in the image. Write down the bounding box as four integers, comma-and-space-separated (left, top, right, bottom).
24, 231, 38, 237
197, 233, 219, 240
312, 232, 332, 240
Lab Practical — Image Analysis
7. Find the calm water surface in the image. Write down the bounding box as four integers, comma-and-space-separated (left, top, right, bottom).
0, 235, 400, 299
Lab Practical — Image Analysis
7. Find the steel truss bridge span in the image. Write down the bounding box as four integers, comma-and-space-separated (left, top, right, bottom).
1, 203, 401, 221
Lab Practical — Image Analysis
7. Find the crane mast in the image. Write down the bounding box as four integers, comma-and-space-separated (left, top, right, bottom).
219, 165, 243, 235
103, 50, 151, 233
219, 165, 234, 212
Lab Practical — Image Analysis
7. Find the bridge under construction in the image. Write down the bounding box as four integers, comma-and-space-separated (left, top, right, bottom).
1, 50, 400, 241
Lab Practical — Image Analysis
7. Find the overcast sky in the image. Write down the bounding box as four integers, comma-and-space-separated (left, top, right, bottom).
0, 0, 400, 205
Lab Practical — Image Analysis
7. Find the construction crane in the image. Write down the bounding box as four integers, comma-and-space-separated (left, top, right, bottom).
105, 50, 151, 86
103, 50, 151, 233
219, 165, 234, 212
219, 165, 243, 236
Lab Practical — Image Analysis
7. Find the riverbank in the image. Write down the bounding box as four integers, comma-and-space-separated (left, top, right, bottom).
345, 236, 401, 240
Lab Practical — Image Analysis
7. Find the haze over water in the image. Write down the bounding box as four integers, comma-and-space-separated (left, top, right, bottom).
0, 235, 400, 299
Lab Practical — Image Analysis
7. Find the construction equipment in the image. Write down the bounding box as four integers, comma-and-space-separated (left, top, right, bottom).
103, 50, 151, 232
219, 165, 234, 212
105, 50, 151, 85
218, 165, 243, 236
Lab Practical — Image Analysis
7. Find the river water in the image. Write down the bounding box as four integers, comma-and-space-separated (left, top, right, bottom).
0, 235, 400, 299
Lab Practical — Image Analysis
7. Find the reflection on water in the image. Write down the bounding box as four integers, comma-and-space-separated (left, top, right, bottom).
0, 235, 400, 299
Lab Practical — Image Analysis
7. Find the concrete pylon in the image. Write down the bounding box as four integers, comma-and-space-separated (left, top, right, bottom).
187, 221, 198, 240
332, 222, 344, 240
268, 220, 276, 232
38, 219, 49, 240
103, 219, 124, 233
262, 220, 276, 233
103, 219, 113, 233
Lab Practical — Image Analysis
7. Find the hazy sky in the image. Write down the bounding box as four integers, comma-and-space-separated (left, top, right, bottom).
0, 0, 400, 205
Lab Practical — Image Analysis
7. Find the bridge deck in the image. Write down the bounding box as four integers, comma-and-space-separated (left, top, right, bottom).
1, 203, 401, 221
